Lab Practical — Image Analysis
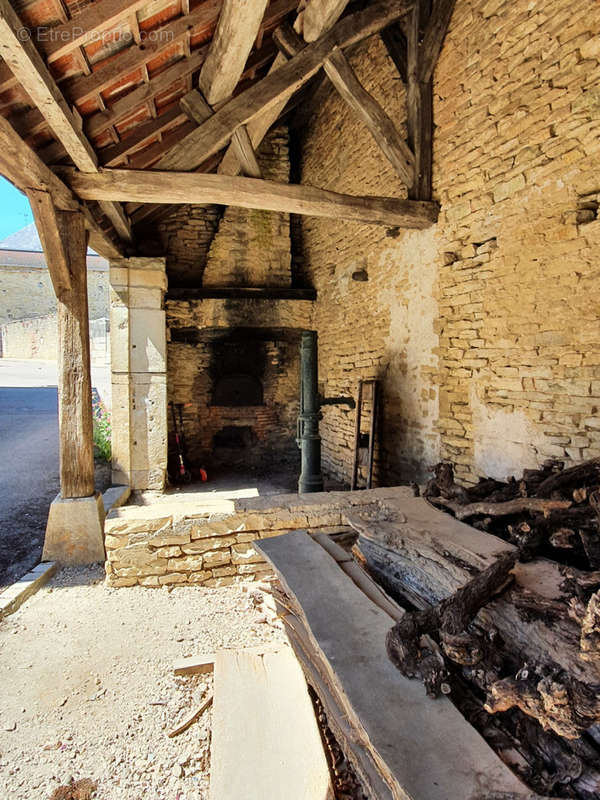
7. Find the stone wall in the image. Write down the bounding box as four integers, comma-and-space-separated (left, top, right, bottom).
1, 314, 109, 363
0, 264, 108, 324
298, 0, 600, 485
104, 486, 412, 587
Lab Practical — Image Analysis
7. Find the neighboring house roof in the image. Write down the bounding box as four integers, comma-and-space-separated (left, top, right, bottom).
0, 224, 107, 270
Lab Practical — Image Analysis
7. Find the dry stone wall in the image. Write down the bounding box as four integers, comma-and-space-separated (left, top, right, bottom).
104, 486, 413, 587
299, 0, 600, 485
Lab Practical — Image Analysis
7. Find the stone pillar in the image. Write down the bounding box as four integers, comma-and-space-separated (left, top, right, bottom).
109, 257, 168, 491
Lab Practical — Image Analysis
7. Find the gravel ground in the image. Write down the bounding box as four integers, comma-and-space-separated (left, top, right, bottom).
0, 566, 284, 799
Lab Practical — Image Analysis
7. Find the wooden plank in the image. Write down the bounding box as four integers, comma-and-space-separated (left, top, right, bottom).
180, 88, 213, 124
61, 2, 222, 106
218, 0, 350, 176
173, 654, 214, 676
0, 0, 97, 172
210, 647, 333, 800
198, 0, 269, 105
56, 211, 95, 498
323, 47, 415, 184
27, 189, 72, 297
64, 168, 439, 228
256, 531, 530, 800
39, 0, 152, 64
156, 0, 415, 172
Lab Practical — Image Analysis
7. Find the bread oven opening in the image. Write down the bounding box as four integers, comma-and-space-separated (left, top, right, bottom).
212, 374, 263, 407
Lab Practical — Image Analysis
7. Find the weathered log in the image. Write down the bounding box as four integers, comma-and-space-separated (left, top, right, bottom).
429, 496, 573, 521
346, 499, 600, 738
536, 460, 600, 498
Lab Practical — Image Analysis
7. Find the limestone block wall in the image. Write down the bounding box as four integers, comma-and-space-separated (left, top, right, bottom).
299, 0, 600, 485
0, 264, 108, 324
203, 127, 292, 287
104, 486, 412, 587
110, 257, 168, 491
1, 314, 109, 363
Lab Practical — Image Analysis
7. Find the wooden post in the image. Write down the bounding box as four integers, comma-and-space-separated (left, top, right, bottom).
55, 210, 95, 498
406, 0, 433, 201
39, 202, 105, 565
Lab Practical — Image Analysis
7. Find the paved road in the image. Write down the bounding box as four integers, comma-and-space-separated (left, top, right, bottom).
0, 360, 111, 586
0, 360, 60, 585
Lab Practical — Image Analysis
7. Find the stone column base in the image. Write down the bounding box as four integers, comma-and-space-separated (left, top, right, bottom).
42, 493, 106, 565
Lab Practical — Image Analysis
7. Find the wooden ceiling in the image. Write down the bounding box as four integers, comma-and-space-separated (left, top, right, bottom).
0, 0, 453, 259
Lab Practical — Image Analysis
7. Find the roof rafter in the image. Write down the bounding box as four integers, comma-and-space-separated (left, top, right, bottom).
218, 0, 352, 176
0, 0, 132, 243
198, 0, 269, 106
60, 1, 222, 106
155, 0, 415, 172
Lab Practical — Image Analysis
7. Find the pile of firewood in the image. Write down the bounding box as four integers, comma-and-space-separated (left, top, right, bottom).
424, 459, 600, 569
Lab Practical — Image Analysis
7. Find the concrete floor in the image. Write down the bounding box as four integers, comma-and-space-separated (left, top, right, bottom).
0, 360, 110, 587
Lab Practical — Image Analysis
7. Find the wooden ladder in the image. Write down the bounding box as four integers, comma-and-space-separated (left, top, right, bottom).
351, 379, 380, 490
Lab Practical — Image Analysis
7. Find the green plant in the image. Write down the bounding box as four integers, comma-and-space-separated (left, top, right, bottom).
92, 396, 112, 462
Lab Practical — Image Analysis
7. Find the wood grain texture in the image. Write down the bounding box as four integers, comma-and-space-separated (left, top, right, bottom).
61, 2, 221, 106
199, 0, 269, 105
300, 0, 350, 41
256, 531, 529, 800
323, 47, 415, 184
157, 0, 415, 171
27, 190, 72, 297
0, 0, 97, 172
0, 115, 124, 259
210, 647, 333, 800
40, 0, 151, 63
64, 168, 439, 228
230, 125, 262, 178
56, 211, 95, 499
218, 0, 350, 175
419, 0, 456, 83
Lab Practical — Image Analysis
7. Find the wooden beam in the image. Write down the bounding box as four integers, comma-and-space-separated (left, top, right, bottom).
26, 189, 72, 297
61, 3, 222, 106
323, 47, 415, 185
198, 0, 269, 105
218, 0, 351, 176
380, 23, 407, 83
0, 0, 97, 172
272, 21, 305, 59
38, 0, 152, 64
0, 0, 133, 242
156, 0, 415, 172
230, 126, 262, 178
181, 90, 262, 178
0, 114, 124, 258
84, 49, 208, 141
298, 0, 352, 42
64, 168, 438, 228
419, 0, 456, 83
98, 106, 186, 166
55, 211, 95, 498
406, 1, 432, 200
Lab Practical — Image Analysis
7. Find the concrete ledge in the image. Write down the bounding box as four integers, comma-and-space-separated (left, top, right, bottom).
0, 562, 57, 620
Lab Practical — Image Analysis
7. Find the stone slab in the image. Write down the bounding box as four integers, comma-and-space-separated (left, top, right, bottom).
0, 562, 58, 620
43, 493, 106, 565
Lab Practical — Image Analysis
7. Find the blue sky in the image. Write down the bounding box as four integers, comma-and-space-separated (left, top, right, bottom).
0, 176, 34, 239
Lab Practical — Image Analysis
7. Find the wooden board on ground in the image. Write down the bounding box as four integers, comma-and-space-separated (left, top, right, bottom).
256, 531, 530, 800
210, 646, 333, 800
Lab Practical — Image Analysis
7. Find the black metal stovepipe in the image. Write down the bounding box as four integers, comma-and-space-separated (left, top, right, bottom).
297, 330, 324, 494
